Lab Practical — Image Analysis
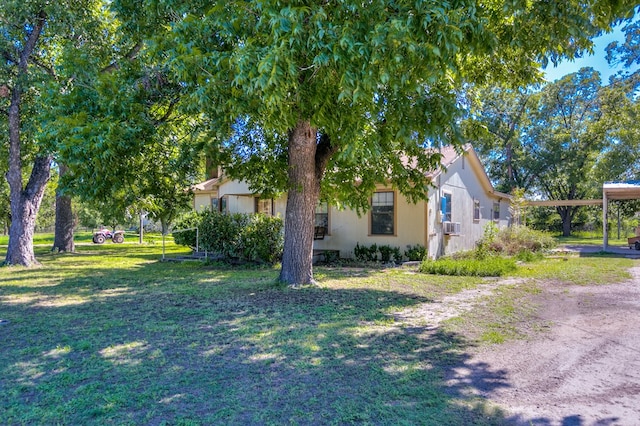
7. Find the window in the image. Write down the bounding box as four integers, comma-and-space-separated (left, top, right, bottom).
493, 202, 500, 221
315, 202, 328, 229
473, 200, 480, 221
211, 197, 219, 211
220, 196, 228, 214
371, 191, 394, 235
255, 198, 273, 215
441, 192, 452, 222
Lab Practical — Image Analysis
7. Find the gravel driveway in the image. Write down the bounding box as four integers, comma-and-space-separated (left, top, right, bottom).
447, 264, 640, 425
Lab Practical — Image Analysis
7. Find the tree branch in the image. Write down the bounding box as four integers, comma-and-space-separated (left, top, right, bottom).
101, 41, 143, 74
29, 55, 56, 78
18, 11, 47, 74
153, 97, 179, 125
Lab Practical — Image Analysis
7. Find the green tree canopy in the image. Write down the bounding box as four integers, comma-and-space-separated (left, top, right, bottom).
1, 0, 116, 265
119, 0, 636, 284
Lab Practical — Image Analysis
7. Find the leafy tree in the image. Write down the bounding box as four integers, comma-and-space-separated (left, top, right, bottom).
0, 1, 113, 265
524, 68, 607, 236
606, 18, 640, 74
136, 0, 636, 284
464, 86, 535, 193
42, 10, 201, 240
35, 170, 57, 232
52, 165, 74, 252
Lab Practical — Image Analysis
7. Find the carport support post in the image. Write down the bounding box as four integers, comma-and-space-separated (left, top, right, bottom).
139, 211, 144, 244
603, 191, 608, 251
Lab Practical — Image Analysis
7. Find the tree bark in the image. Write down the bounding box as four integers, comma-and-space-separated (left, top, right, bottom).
558, 206, 573, 237
278, 122, 336, 285
279, 121, 319, 285
5, 156, 52, 266
52, 164, 75, 252
4, 10, 51, 267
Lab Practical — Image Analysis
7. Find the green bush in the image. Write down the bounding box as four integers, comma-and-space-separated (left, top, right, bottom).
476, 224, 556, 257
354, 243, 378, 262
378, 245, 393, 262
404, 244, 427, 261
419, 256, 516, 277
173, 210, 284, 264
172, 211, 200, 248
354, 243, 403, 263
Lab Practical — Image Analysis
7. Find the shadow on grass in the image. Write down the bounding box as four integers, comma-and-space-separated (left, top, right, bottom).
0, 251, 565, 424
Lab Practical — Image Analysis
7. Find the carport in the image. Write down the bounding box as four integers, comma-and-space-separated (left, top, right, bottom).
526, 181, 640, 251
603, 181, 640, 251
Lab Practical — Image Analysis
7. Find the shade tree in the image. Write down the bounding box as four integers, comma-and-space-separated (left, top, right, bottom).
132, 0, 635, 284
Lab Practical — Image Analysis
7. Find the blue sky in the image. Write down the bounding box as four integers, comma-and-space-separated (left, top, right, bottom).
543, 23, 639, 84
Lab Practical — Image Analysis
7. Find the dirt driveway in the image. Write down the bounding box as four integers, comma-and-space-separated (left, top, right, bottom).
445, 263, 640, 425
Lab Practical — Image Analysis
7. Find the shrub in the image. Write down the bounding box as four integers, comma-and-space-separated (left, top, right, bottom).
419, 256, 516, 277
404, 244, 427, 261
354, 242, 378, 262
173, 210, 283, 264
476, 223, 556, 257
240, 213, 284, 264
378, 245, 394, 262
172, 211, 201, 248
354, 243, 403, 263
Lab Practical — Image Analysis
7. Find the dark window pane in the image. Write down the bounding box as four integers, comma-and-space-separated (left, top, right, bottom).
371, 192, 394, 235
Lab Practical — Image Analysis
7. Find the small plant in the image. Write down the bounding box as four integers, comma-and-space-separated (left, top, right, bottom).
419, 256, 516, 277
404, 244, 427, 261
378, 244, 393, 262
354, 242, 368, 262
391, 246, 403, 263
353, 243, 402, 263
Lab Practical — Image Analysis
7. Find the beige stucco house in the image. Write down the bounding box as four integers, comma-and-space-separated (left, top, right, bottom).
192, 145, 511, 259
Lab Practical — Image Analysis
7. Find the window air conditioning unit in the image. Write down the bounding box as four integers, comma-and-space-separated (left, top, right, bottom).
443, 221, 461, 235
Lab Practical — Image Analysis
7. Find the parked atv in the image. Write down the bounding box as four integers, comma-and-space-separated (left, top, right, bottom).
93, 228, 125, 244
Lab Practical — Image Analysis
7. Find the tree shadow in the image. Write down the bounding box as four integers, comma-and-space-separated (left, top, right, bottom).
0, 257, 594, 424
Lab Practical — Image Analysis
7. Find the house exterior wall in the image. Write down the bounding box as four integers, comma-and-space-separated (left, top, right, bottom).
191, 147, 511, 260
194, 191, 218, 213
219, 180, 252, 196
313, 186, 428, 259
426, 156, 510, 259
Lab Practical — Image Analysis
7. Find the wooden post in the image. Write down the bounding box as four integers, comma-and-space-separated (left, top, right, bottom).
139, 211, 144, 244
603, 190, 608, 251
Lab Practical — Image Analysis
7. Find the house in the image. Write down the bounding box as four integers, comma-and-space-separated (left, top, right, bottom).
192, 145, 511, 259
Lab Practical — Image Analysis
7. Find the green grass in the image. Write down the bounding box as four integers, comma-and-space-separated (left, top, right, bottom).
0, 244, 509, 425
514, 254, 633, 285
419, 256, 517, 276
0, 231, 172, 246
0, 244, 635, 424
554, 232, 629, 246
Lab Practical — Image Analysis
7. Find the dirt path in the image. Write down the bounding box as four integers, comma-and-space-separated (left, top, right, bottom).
394, 277, 528, 328
444, 267, 640, 425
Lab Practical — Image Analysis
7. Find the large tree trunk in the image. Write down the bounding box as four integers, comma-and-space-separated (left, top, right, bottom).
5, 156, 52, 266
52, 165, 75, 252
557, 206, 573, 237
4, 10, 50, 266
279, 122, 336, 285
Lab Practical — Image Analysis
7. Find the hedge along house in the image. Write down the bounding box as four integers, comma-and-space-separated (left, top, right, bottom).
192, 145, 511, 260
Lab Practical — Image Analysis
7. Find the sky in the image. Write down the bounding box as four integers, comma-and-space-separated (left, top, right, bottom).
543, 23, 638, 84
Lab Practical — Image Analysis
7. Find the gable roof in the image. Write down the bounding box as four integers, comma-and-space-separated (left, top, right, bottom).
421, 144, 511, 201
193, 176, 223, 192
192, 144, 510, 200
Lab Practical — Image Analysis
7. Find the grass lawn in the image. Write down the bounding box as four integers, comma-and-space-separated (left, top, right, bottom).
0, 231, 171, 246
0, 243, 634, 425
554, 232, 629, 246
